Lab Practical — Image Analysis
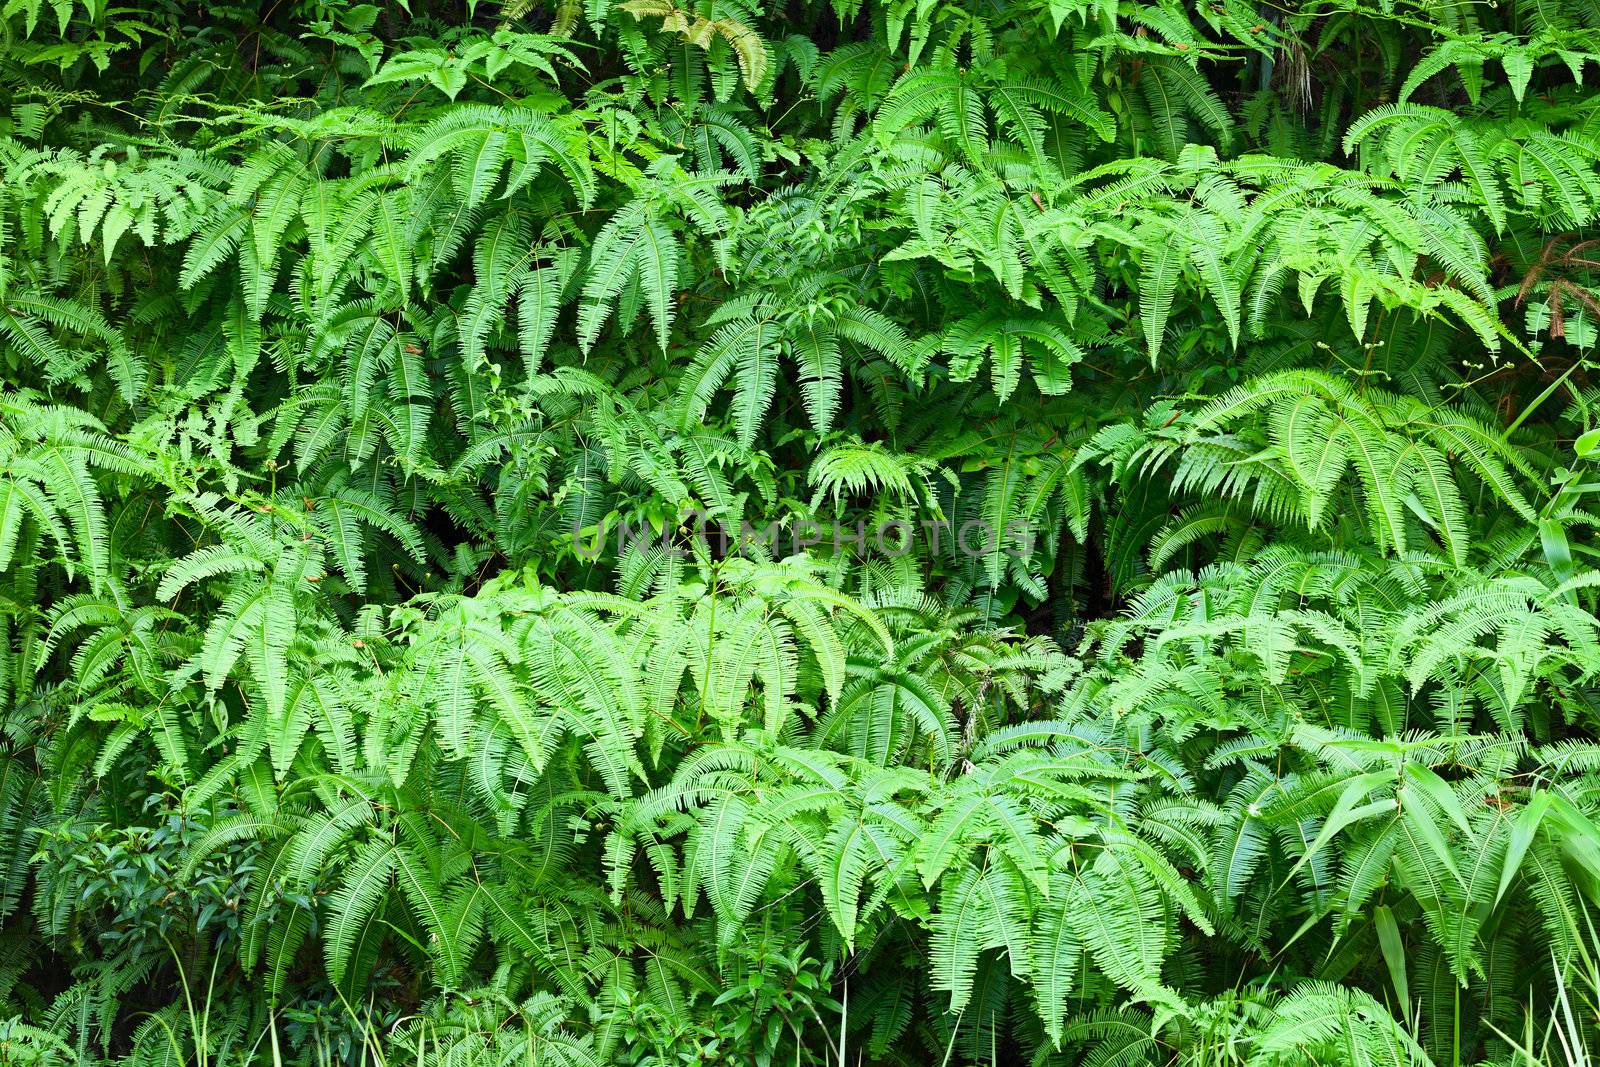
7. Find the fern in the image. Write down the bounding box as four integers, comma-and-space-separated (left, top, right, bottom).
6, 0, 1600, 1062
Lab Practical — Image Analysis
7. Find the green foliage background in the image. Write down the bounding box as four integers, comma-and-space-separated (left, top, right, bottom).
5, 0, 1600, 1062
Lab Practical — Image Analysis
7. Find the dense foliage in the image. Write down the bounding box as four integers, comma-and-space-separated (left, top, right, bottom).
5, 0, 1600, 1062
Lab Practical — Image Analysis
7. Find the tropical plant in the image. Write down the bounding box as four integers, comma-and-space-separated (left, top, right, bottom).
5, 0, 1600, 1062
